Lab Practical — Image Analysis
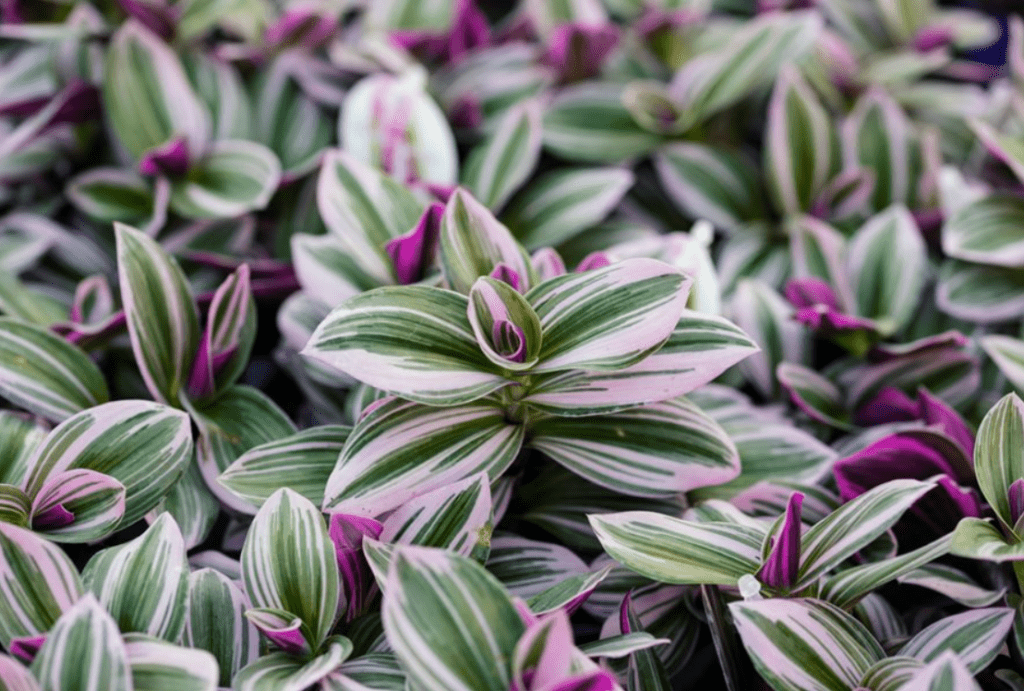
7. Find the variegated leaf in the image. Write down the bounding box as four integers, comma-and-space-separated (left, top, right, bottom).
981, 335, 1024, 394
898, 651, 982, 691
935, 260, 1024, 324
0, 652, 40, 691
219, 425, 351, 511
730, 280, 808, 398
233, 637, 352, 691
65, 168, 155, 225
527, 566, 612, 616
796, 479, 935, 588
523, 310, 758, 416
241, 488, 339, 647
116, 222, 200, 407
729, 598, 884, 691
842, 89, 916, 210
29, 469, 125, 543
0, 318, 108, 422
0, 484, 29, 527
0, 410, 47, 488
858, 656, 924, 691
506, 167, 634, 250
103, 20, 210, 160
462, 100, 542, 211
322, 653, 405, 691
82, 513, 189, 641
528, 258, 690, 372
380, 474, 492, 559
942, 195, 1024, 268
950, 517, 1024, 562
589, 511, 764, 585
303, 286, 508, 407
896, 563, 1006, 607
487, 535, 590, 601
154, 461, 220, 550
123, 634, 218, 691
972, 393, 1024, 531
579, 633, 670, 659
323, 398, 523, 517
189, 264, 255, 401
777, 361, 852, 430
21, 400, 192, 528
30, 595, 132, 691
381, 545, 524, 691
184, 568, 260, 688
529, 396, 739, 496
898, 608, 1014, 673
169, 140, 281, 220
0, 522, 83, 649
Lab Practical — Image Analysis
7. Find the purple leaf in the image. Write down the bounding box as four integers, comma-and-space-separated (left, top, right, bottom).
757, 492, 804, 590
490, 263, 524, 292
390, 0, 491, 64
618, 591, 633, 635
548, 672, 619, 691
834, 434, 962, 502
329, 513, 383, 621
31, 503, 74, 530
512, 609, 575, 691
531, 249, 567, 281
785, 278, 841, 311
187, 264, 255, 401
854, 387, 919, 426
139, 136, 190, 178
913, 25, 954, 52
264, 9, 337, 50
917, 388, 975, 457
544, 22, 620, 83
245, 608, 312, 656
385, 203, 445, 285
118, 0, 174, 40
9, 633, 45, 663
467, 276, 542, 369
1010, 479, 1024, 527
576, 252, 611, 272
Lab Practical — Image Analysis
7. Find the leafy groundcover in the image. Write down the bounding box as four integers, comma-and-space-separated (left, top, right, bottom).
3, 0, 1024, 689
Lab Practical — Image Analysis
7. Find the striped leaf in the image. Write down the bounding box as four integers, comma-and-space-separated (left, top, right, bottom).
589, 511, 765, 585
169, 140, 281, 220
0, 484, 29, 527
379, 474, 492, 558
123, 634, 218, 691
730, 280, 808, 399
382, 545, 525, 691
0, 411, 47, 489
981, 335, 1024, 393
528, 258, 689, 372
0, 318, 108, 422
219, 425, 351, 511
233, 637, 352, 691
899, 651, 982, 691
323, 653, 405, 691
191, 385, 296, 512
777, 362, 852, 430
29, 469, 125, 543
820, 534, 952, 608
0, 272, 67, 328
523, 310, 758, 416
22, 400, 192, 528
973, 393, 1024, 531
462, 100, 542, 211
505, 167, 634, 250
0, 652, 40, 691
103, 20, 210, 160
970, 119, 1024, 186
82, 513, 188, 641
116, 222, 199, 407
30, 595, 131, 691
316, 149, 423, 287
796, 479, 935, 589
764, 64, 833, 216
340, 72, 457, 187
542, 83, 663, 164
670, 12, 821, 129
936, 260, 1024, 324
842, 90, 916, 210
0, 522, 83, 649
847, 205, 927, 336
858, 656, 924, 691
153, 461, 219, 550
303, 286, 508, 407
578, 633, 670, 659
65, 168, 155, 225
241, 488, 339, 647
487, 535, 590, 601
189, 264, 255, 401
467, 277, 543, 371
729, 598, 884, 691
291, 233, 375, 309
322, 398, 523, 517
942, 195, 1024, 268
530, 396, 739, 496
899, 608, 1014, 673
655, 143, 766, 232
950, 517, 1024, 562
897, 563, 1006, 607
527, 566, 612, 616
183, 568, 260, 688
440, 188, 535, 295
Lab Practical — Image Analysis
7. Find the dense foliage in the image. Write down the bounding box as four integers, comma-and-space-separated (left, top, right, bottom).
1, 0, 1024, 689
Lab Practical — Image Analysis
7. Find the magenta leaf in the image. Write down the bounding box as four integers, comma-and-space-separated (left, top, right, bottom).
139, 135, 191, 178
329, 513, 384, 621
385, 202, 445, 285
757, 492, 804, 590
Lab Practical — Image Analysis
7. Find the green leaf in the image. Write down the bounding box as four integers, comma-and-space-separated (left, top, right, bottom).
589, 511, 765, 585
233, 637, 352, 691
169, 140, 281, 219
184, 568, 259, 687
22, 400, 193, 528
796, 479, 935, 588
0, 318, 108, 422
505, 167, 634, 250
462, 99, 542, 211
0, 484, 29, 527
0, 522, 84, 649
935, 260, 1024, 324
153, 460, 219, 549
578, 633, 670, 659
381, 545, 525, 691
241, 488, 339, 648
730, 281, 808, 399
30, 595, 132, 691
380, 474, 492, 559
323, 398, 523, 517
899, 608, 1014, 673
973, 393, 1024, 531
82, 513, 189, 641
776, 361, 852, 430
219, 425, 351, 511
65, 168, 155, 224
729, 598, 884, 691
981, 335, 1024, 394
942, 194, 1024, 268
897, 563, 1006, 607
103, 20, 210, 159
116, 222, 200, 407
530, 396, 739, 496
123, 634, 219, 691
303, 286, 508, 407
950, 517, 1024, 562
